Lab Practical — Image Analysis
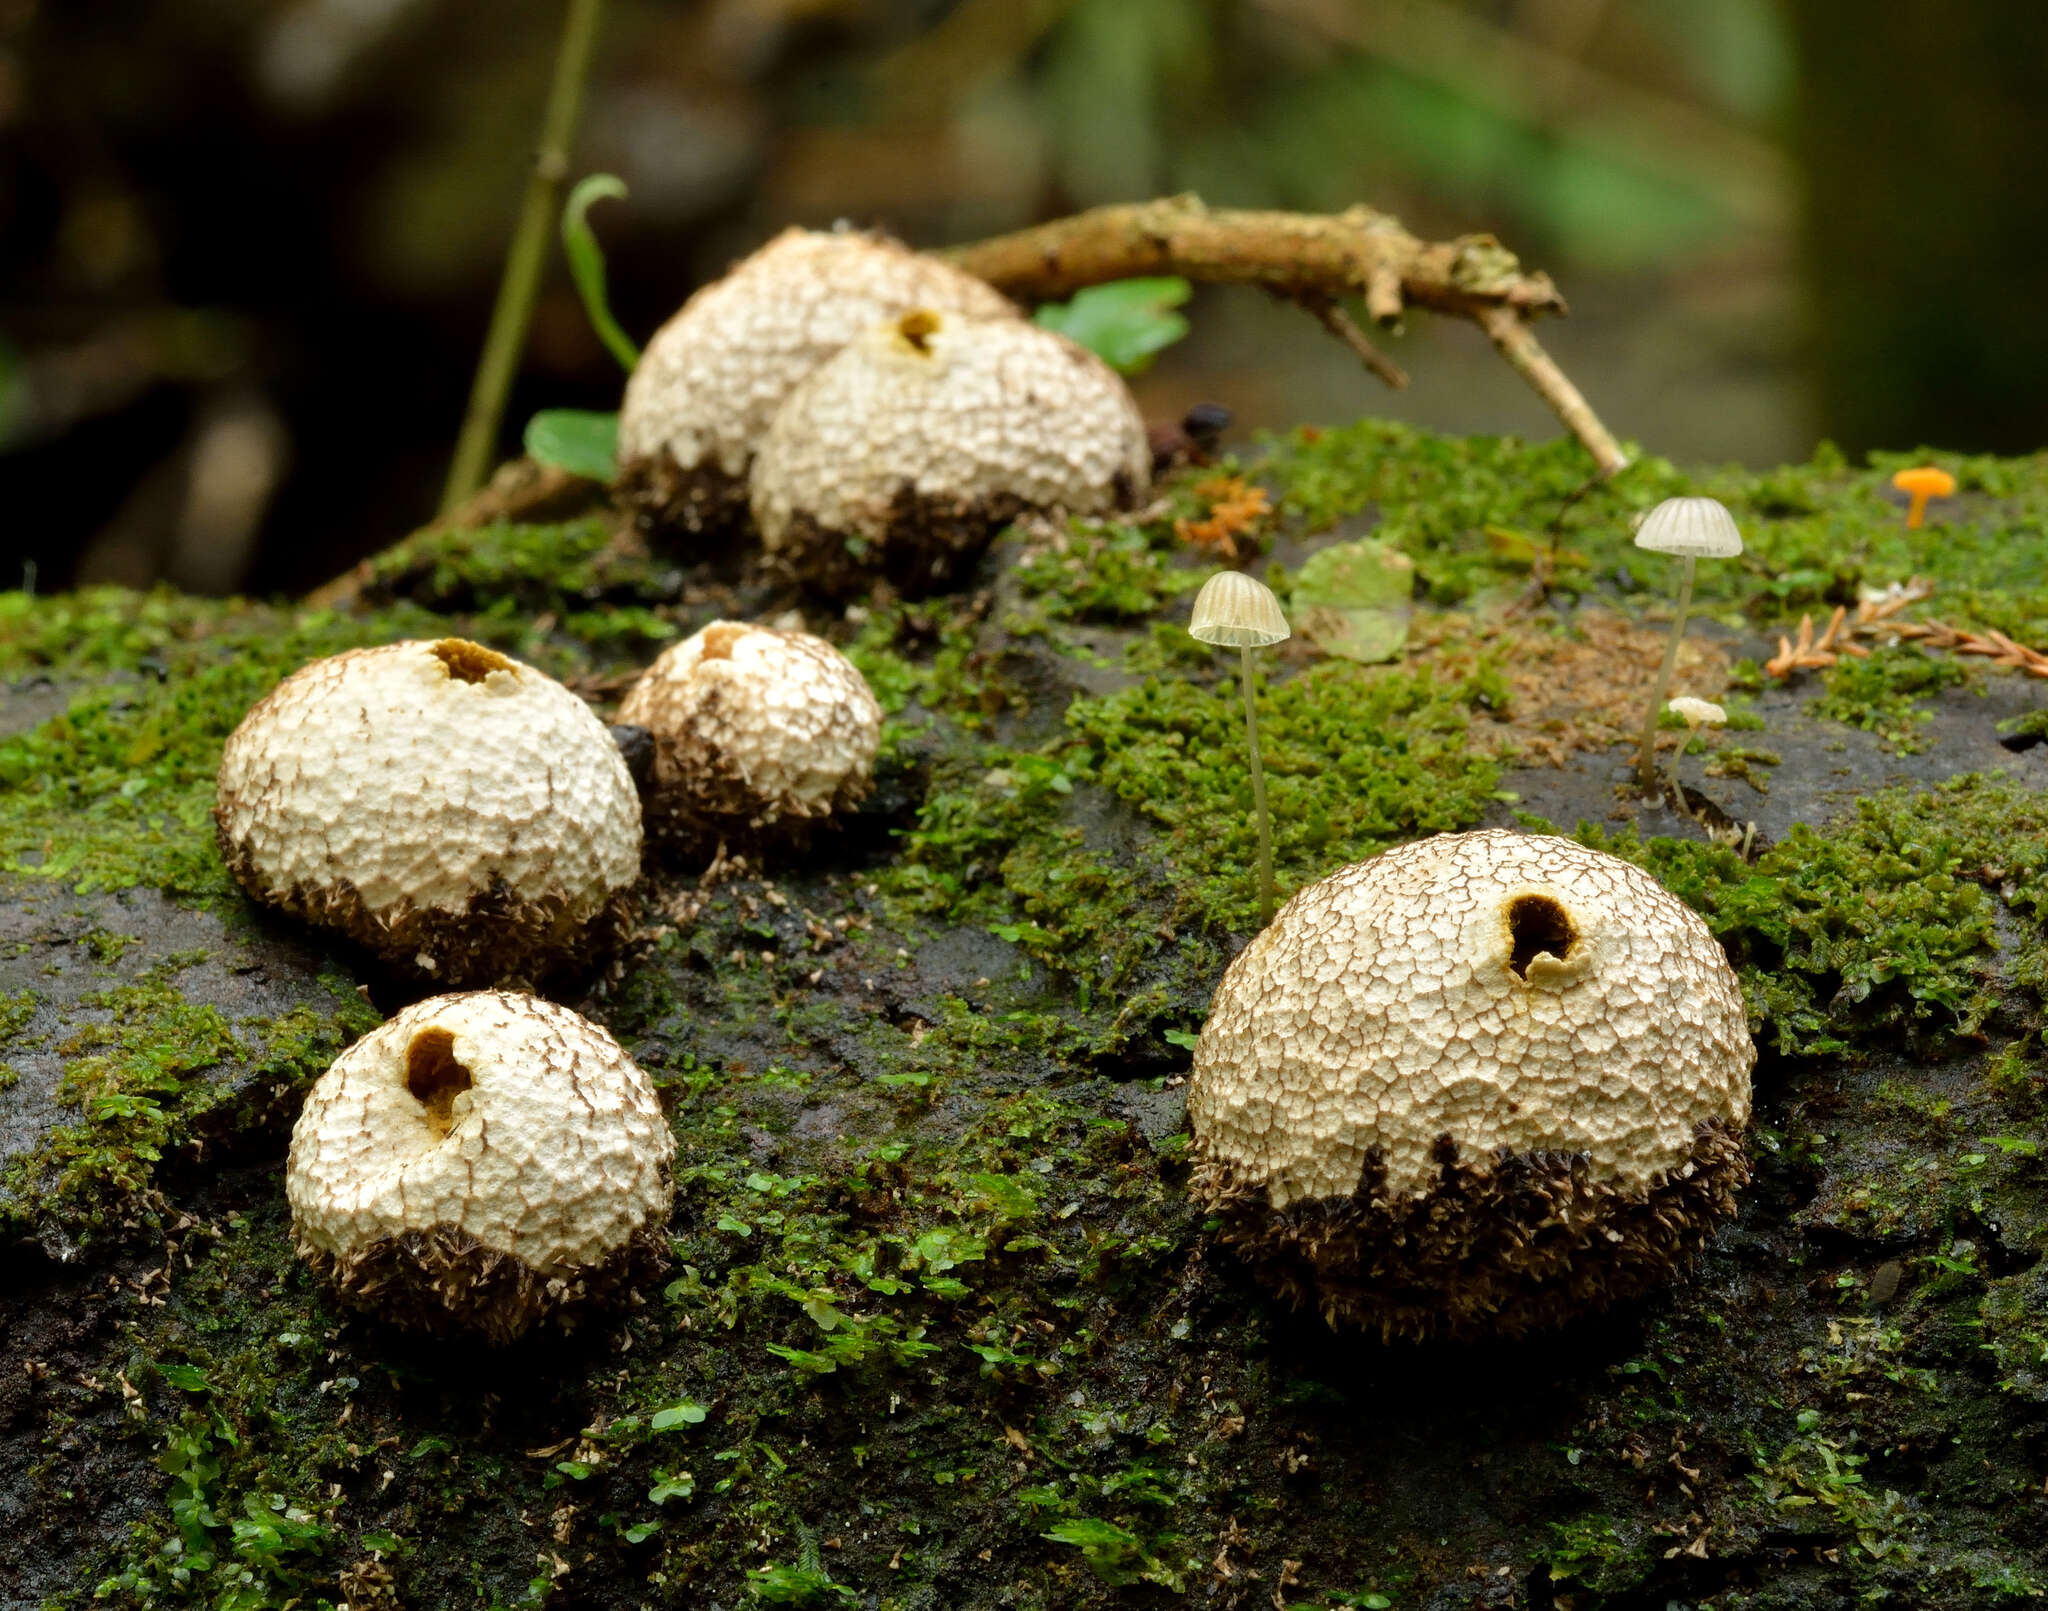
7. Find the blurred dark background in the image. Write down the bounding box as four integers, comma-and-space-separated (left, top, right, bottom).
2, 0, 2044, 598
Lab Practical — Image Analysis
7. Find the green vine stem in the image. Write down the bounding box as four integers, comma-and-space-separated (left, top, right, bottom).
439, 0, 608, 515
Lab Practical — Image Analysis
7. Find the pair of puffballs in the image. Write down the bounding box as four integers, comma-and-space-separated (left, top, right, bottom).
215, 623, 879, 984
616, 228, 1153, 595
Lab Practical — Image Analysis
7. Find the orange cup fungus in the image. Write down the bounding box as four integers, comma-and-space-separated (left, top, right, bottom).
1891, 465, 1956, 529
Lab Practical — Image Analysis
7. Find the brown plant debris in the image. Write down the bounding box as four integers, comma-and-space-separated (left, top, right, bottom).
1764, 578, 2048, 681
944, 194, 1626, 474
1174, 475, 1273, 560
1413, 610, 1729, 768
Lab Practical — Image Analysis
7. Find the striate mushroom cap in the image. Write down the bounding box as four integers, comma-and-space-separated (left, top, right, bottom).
749, 308, 1151, 596
287, 991, 675, 1343
617, 619, 883, 850
1189, 570, 1291, 648
214, 639, 643, 985
616, 229, 1018, 537
1633, 496, 1744, 558
1188, 828, 1754, 1339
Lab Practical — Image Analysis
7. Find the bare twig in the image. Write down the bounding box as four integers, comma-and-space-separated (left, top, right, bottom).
1474, 305, 1627, 475
1292, 291, 1409, 389
943, 194, 1627, 475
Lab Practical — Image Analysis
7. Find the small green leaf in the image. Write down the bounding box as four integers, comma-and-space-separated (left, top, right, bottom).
561, 173, 641, 372
158, 1364, 211, 1393
1033, 277, 1192, 375
523, 409, 618, 482
648, 1471, 695, 1505
1162, 1028, 1200, 1050
623, 1519, 661, 1543
650, 1401, 707, 1432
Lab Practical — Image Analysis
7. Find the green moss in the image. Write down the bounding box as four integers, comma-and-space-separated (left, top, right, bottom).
2, 960, 376, 1245
1580, 774, 2048, 1056
1812, 644, 1972, 753
350, 515, 670, 618
0, 596, 447, 900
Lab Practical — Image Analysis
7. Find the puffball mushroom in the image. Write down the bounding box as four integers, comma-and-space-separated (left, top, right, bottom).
288, 991, 674, 1343
214, 639, 642, 985
616, 620, 883, 852
1631, 497, 1743, 792
1188, 829, 1754, 1341
616, 228, 1018, 539
1188, 570, 1291, 928
750, 308, 1152, 596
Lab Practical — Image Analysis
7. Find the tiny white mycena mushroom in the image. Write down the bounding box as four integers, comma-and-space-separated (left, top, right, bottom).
288, 991, 675, 1343
214, 640, 643, 984
1188, 570, 1291, 927
1188, 828, 1755, 1341
617, 228, 1018, 538
617, 620, 883, 852
1665, 696, 1729, 812
1633, 497, 1743, 789
750, 308, 1151, 596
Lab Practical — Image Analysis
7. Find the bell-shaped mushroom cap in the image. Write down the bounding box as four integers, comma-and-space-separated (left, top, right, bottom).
1189, 570, 1291, 647
214, 639, 643, 984
287, 991, 675, 1343
1633, 496, 1743, 558
617, 229, 1018, 536
617, 619, 882, 848
750, 308, 1150, 596
1187, 828, 1754, 1338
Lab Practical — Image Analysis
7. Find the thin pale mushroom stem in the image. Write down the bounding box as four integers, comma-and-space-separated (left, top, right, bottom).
1239, 645, 1276, 928
1635, 555, 1697, 790
1666, 717, 1699, 815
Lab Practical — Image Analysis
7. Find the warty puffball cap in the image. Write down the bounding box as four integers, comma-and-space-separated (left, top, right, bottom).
214, 639, 642, 982
748, 308, 1151, 590
1191, 829, 1753, 1210
1633, 496, 1744, 558
1189, 569, 1291, 647
617, 620, 883, 835
288, 991, 675, 1340
617, 228, 1018, 486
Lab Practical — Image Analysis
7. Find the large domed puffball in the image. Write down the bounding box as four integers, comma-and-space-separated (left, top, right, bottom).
1187, 829, 1755, 1341
617, 620, 882, 853
616, 228, 1019, 540
288, 992, 675, 1343
214, 639, 643, 986
750, 308, 1152, 597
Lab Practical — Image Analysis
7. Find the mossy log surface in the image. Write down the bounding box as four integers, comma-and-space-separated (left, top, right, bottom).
6, 422, 2048, 1609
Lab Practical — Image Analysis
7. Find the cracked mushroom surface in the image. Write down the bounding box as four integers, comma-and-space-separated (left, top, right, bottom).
750, 308, 1151, 596
287, 991, 675, 1343
214, 639, 642, 985
617, 620, 881, 852
1188, 828, 1754, 1340
616, 227, 1018, 538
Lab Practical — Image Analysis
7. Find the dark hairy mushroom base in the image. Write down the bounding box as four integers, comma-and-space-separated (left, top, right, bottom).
1192, 1120, 1749, 1342
768, 481, 1129, 599
297, 1211, 672, 1347
216, 832, 636, 987
616, 448, 753, 546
